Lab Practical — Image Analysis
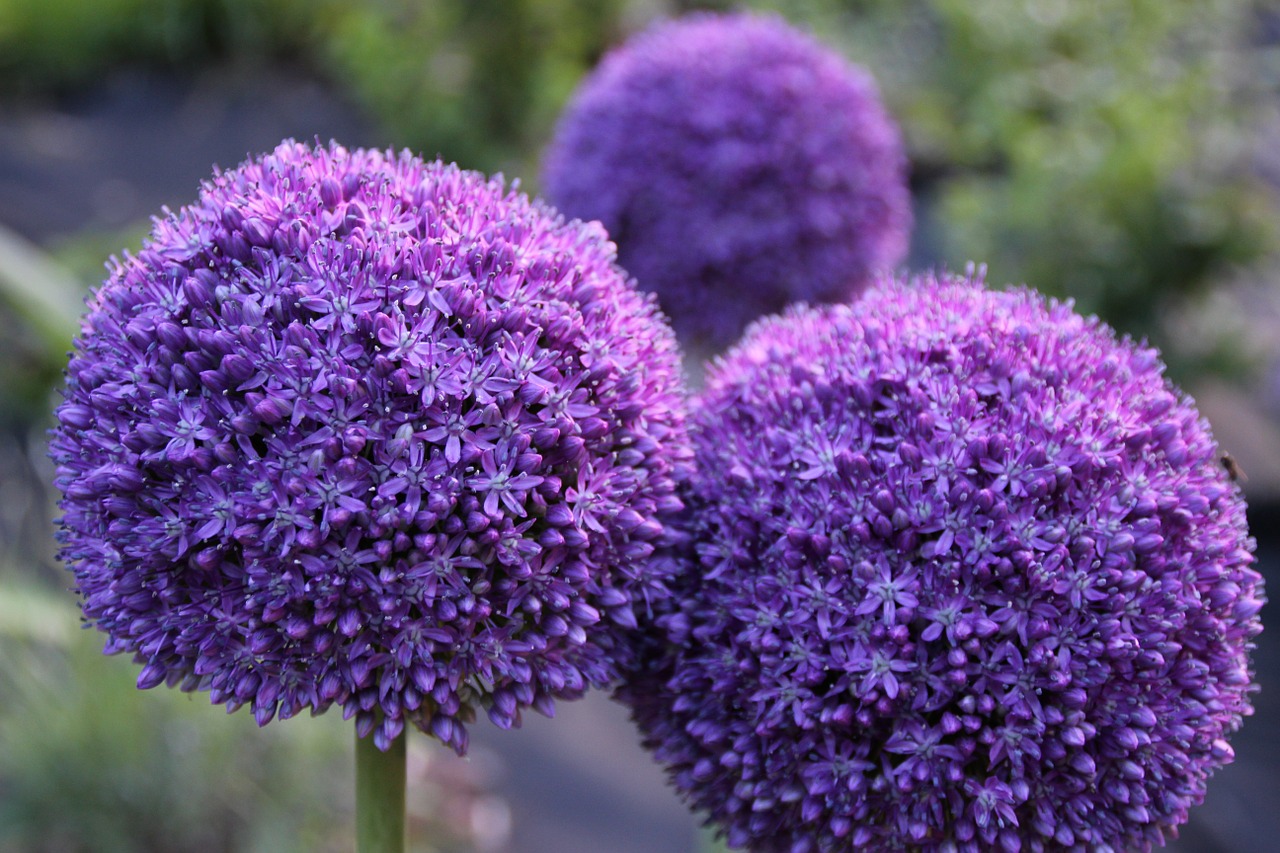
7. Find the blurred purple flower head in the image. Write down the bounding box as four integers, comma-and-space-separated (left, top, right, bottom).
623, 271, 1263, 851
542, 12, 911, 347
50, 139, 692, 754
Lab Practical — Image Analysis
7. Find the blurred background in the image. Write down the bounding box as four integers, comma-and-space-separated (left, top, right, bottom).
1, 0, 1278, 851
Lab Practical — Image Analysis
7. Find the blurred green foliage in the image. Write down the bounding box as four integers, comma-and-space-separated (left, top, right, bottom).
0, 0, 312, 88
735, 0, 1275, 346
0, 577, 353, 853
0, 0, 627, 176
314, 0, 624, 175
0, 225, 104, 427
2, 0, 1271, 356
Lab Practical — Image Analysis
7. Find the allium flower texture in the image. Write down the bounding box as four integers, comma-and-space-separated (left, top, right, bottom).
542, 12, 911, 346
623, 272, 1264, 851
50, 140, 691, 753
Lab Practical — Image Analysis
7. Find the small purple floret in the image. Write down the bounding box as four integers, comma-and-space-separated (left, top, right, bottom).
50, 140, 692, 753
622, 271, 1263, 851
542, 12, 911, 346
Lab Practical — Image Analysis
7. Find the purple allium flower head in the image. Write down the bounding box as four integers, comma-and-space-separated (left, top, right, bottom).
622, 271, 1263, 851
50, 139, 692, 754
541, 12, 911, 347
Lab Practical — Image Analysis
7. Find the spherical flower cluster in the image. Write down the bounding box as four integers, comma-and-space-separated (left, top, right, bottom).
622, 272, 1263, 851
50, 140, 692, 753
541, 12, 911, 347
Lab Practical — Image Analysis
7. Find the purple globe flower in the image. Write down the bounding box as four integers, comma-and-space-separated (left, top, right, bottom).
50, 139, 692, 754
541, 12, 911, 347
622, 272, 1263, 851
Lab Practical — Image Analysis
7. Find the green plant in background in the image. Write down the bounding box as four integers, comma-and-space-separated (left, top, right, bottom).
0, 226, 85, 427
1, 568, 514, 852
0, 579, 353, 853
734, 0, 1275, 364
315, 0, 627, 176
0, 0, 631, 176
928, 0, 1268, 336
0, 0, 314, 90
3, 0, 1272, 353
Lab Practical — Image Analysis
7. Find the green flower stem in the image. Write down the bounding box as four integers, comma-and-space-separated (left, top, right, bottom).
356, 730, 406, 853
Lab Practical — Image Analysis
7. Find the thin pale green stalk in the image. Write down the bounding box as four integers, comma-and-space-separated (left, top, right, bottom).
0, 224, 82, 350
355, 730, 406, 853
